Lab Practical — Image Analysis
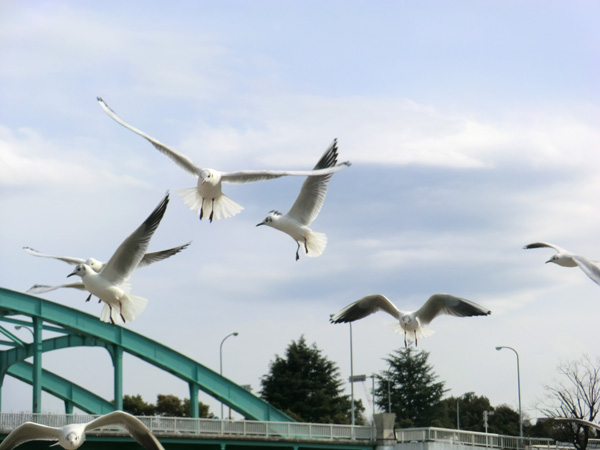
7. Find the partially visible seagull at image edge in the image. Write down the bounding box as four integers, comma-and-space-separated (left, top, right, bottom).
549, 417, 600, 431
256, 138, 346, 260
23, 242, 190, 297
523, 242, 600, 286
330, 293, 491, 347
97, 97, 351, 222
0, 410, 164, 450
66, 192, 171, 325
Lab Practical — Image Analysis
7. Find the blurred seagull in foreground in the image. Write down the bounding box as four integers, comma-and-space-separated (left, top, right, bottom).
330, 293, 491, 347
550, 417, 600, 431
256, 139, 345, 260
66, 193, 170, 325
523, 242, 600, 286
0, 410, 164, 450
98, 97, 351, 222
24, 242, 190, 299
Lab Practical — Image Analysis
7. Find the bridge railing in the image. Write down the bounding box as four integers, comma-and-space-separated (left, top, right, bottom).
0, 413, 375, 442
395, 427, 555, 450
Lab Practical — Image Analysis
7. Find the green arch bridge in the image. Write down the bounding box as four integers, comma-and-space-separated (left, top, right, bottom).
0, 287, 291, 421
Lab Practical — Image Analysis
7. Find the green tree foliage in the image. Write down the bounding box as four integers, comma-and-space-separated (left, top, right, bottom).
155, 394, 186, 416
442, 393, 493, 431
122, 394, 213, 418
260, 335, 364, 424
123, 394, 155, 416
441, 394, 521, 435
375, 347, 446, 427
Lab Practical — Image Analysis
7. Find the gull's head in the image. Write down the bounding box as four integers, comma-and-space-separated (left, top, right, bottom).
199, 169, 219, 185
67, 264, 88, 279
85, 258, 103, 272
60, 431, 81, 450
256, 210, 282, 227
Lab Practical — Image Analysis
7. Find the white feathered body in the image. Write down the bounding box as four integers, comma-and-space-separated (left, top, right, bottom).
391, 313, 436, 342
265, 212, 327, 258
177, 171, 244, 222
75, 265, 147, 325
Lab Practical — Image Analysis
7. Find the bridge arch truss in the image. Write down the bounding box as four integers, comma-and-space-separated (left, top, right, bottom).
0, 287, 291, 422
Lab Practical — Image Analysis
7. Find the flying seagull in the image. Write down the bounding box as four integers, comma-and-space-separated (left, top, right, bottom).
66, 193, 170, 325
550, 417, 600, 431
256, 139, 345, 260
330, 293, 491, 347
0, 410, 165, 450
24, 242, 190, 300
97, 97, 351, 222
523, 242, 600, 286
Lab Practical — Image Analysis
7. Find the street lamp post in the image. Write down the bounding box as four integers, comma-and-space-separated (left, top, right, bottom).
350, 323, 355, 425
220, 331, 239, 419
496, 346, 523, 439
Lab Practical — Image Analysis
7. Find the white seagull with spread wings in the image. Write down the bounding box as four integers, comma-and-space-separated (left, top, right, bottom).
98, 97, 350, 222
24, 243, 189, 299
256, 139, 345, 260
330, 293, 491, 347
0, 410, 164, 450
523, 242, 600, 286
66, 193, 170, 325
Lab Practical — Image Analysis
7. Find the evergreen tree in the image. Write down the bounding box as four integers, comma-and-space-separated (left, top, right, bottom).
260, 335, 363, 424
375, 347, 446, 427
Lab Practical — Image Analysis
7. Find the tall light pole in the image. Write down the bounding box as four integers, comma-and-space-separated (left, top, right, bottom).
496, 346, 523, 439
220, 331, 238, 419
349, 322, 355, 425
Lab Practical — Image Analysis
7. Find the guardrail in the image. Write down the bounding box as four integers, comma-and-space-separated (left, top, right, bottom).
396, 427, 555, 450
0, 413, 375, 442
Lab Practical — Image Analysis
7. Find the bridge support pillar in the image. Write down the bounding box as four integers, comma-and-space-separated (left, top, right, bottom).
189, 382, 199, 418
32, 317, 43, 414
112, 345, 123, 410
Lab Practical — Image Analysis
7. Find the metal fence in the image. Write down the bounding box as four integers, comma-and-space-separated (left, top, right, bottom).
396, 427, 555, 450
0, 413, 375, 442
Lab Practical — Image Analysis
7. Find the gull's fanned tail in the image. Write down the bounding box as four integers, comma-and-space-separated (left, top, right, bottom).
176, 188, 244, 221
99, 294, 147, 325
121, 293, 148, 322
389, 323, 435, 341
100, 304, 118, 324
305, 230, 327, 258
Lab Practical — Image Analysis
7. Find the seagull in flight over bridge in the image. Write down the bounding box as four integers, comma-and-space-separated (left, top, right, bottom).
330, 293, 491, 347
256, 139, 345, 260
523, 242, 600, 286
24, 242, 190, 299
97, 97, 351, 222
0, 410, 165, 450
66, 193, 170, 325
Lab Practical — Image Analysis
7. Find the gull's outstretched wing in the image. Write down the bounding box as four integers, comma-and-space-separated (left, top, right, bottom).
0, 422, 61, 450
27, 282, 86, 294
551, 417, 600, 431
287, 139, 339, 225
23, 247, 85, 266
98, 97, 202, 177
101, 193, 169, 285
137, 242, 191, 268
572, 256, 600, 285
523, 242, 569, 253
415, 294, 491, 325
221, 161, 350, 185
330, 294, 401, 323
85, 411, 165, 450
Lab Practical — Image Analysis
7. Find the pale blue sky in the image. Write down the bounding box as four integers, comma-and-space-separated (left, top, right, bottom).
1, 1, 599, 423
